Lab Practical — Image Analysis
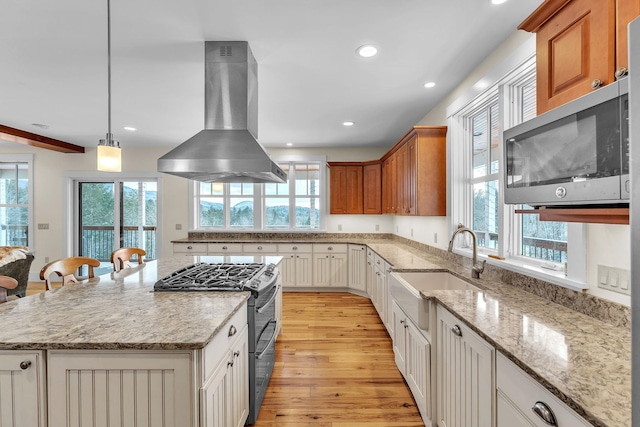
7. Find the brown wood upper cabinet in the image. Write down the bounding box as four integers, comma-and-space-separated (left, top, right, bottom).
363, 162, 382, 214
381, 126, 446, 216
328, 163, 364, 214
519, 0, 640, 114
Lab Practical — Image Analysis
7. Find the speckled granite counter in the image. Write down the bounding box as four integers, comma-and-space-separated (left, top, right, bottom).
175, 234, 631, 427
0, 256, 253, 351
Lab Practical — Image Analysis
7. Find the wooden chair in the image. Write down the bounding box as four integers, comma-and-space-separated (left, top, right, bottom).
0, 275, 18, 303
110, 247, 146, 272
39, 257, 101, 291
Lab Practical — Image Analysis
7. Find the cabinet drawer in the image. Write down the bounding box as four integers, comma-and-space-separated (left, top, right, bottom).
496, 352, 591, 427
207, 243, 243, 253
242, 243, 278, 253
173, 243, 207, 254
313, 243, 348, 253
278, 243, 313, 253
202, 303, 248, 382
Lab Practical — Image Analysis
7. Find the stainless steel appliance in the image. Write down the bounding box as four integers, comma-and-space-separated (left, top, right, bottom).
504, 78, 629, 207
154, 262, 280, 425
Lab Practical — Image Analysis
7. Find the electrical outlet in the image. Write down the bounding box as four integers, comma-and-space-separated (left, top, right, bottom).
44, 257, 49, 263
175, 224, 182, 230
434, 233, 438, 243
375, 224, 379, 231
338, 224, 342, 231
411, 228, 414, 237
37, 223, 49, 230
597, 265, 631, 295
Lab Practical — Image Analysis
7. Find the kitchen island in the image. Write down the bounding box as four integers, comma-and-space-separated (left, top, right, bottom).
0, 255, 278, 427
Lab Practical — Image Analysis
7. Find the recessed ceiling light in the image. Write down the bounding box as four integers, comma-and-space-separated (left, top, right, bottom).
356, 45, 378, 58
123, 126, 137, 131
286, 143, 293, 146
491, 0, 508, 4
31, 123, 49, 129
424, 82, 436, 88
343, 121, 355, 127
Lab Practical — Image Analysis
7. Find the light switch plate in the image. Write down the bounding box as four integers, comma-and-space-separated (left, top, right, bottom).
597, 265, 631, 295
37, 223, 49, 230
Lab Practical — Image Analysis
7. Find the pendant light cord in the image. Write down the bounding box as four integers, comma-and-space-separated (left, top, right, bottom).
107, 0, 112, 143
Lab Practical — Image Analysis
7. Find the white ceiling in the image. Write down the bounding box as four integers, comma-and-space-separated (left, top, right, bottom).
0, 0, 542, 151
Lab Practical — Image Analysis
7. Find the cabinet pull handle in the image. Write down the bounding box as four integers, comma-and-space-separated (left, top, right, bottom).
615, 67, 628, 80
376, 260, 380, 265
292, 246, 298, 250
187, 245, 193, 250
227, 359, 234, 368
400, 319, 405, 325
234, 350, 240, 358
452, 324, 462, 337
257, 246, 263, 250
228, 325, 237, 337
328, 246, 333, 250
20, 360, 31, 370
532, 401, 557, 426
591, 79, 604, 89
222, 245, 228, 250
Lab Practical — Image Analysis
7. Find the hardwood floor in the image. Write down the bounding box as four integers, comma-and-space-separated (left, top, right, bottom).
255, 292, 424, 426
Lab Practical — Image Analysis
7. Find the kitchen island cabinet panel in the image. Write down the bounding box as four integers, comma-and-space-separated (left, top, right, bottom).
0, 350, 46, 427
48, 351, 194, 427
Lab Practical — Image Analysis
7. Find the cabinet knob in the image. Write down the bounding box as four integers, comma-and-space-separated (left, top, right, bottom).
257, 246, 263, 250
532, 401, 557, 426
227, 359, 235, 368
20, 360, 31, 370
452, 324, 462, 337
591, 79, 604, 90
234, 350, 240, 358
187, 245, 193, 250
328, 246, 333, 251
228, 325, 237, 337
292, 246, 298, 250
615, 67, 628, 80
222, 245, 228, 250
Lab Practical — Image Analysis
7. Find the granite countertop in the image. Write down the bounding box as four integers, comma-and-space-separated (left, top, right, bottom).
366, 242, 630, 427
174, 234, 630, 426
0, 256, 250, 351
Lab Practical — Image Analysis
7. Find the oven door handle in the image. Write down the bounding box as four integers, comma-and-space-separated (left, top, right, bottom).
257, 284, 280, 314
256, 320, 278, 360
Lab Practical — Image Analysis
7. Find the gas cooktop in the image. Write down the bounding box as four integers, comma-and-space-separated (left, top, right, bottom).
154, 262, 270, 292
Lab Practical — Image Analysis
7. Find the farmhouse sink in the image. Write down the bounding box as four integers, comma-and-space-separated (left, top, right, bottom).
389, 271, 479, 332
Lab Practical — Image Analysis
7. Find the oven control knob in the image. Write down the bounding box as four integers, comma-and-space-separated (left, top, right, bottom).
555, 186, 567, 199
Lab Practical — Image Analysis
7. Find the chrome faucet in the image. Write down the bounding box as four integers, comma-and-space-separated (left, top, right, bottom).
447, 225, 486, 279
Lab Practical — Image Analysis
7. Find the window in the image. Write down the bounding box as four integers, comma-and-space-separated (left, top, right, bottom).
0, 156, 33, 248
449, 55, 582, 287
194, 160, 324, 231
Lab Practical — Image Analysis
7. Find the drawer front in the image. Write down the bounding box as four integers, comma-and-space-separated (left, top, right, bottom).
278, 243, 313, 253
242, 243, 278, 253
313, 243, 348, 253
173, 243, 207, 254
496, 353, 591, 427
207, 243, 243, 253
202, 303, 248, 382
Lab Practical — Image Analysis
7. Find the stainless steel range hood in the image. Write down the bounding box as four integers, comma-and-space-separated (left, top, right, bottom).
158, 41, 287, 183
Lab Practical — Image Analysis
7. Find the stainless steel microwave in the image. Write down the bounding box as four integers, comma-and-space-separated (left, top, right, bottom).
504, 79, 629, 207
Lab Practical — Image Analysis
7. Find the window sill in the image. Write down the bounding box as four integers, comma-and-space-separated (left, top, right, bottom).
452, 248, 588, 292
190, 229, 327, 233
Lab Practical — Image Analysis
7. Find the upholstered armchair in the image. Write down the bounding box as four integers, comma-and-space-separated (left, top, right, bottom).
0, 247, 35, 298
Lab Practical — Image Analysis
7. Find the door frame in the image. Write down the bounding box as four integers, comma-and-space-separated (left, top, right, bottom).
64, 172, 164, 259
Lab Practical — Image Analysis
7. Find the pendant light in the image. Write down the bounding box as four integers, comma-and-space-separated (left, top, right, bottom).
96, 0, 121, 172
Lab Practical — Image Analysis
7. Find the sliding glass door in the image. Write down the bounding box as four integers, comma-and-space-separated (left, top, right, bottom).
76, 180, 157, 271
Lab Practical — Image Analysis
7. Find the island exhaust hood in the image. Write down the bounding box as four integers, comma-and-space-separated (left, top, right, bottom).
158, 41, 287, 183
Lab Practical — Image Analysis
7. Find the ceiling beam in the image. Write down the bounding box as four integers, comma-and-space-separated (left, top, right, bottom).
0, 124, 85, 153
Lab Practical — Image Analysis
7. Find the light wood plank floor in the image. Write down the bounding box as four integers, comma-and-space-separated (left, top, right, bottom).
255, 292, 424, 426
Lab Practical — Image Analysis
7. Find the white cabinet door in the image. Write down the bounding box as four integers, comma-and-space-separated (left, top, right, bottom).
295, 253, 313, 287
48, 351, 193, 427
366, 249, 375, 297
437, 305, 494, 427
312, 253, 332, 286
0, 351, 46, 427
348, 244, 367, 292
230, 327, 249, 427
330, 253, 348, 287
201, 354, 231, 427
391, 301, 407, 373
406, 318, 431, 425
280, 254, 296, 287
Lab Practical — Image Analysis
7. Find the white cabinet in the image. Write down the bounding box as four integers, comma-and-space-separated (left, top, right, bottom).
392, 302, 433, 427
201, 326, 249, 427
372, 254, 392, 336
436, 305, 495, 427
0, 351, 46, 427
278, 244, 313, 288
173, 242, 208, 255
348, 244, 367, 292
48, 351, 194, 426
242, 243, 278, 254
312, 244, 348, 287
366, 248, 375, 297
496, 352, 591, 427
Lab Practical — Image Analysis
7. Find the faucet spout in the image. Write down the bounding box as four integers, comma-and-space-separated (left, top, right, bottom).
447, 225, 486, 279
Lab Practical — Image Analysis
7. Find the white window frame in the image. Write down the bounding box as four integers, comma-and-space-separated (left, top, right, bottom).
448, 50, 587, 291
0, 154, 34, 250
190, 156, 327, 232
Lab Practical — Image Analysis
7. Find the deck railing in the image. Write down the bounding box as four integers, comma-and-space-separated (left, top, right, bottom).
475, 231, 567, 264
81, 226, 157, 262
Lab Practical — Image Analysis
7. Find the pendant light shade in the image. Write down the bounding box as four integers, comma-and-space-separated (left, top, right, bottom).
96, 0, 122, 172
